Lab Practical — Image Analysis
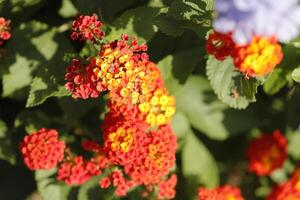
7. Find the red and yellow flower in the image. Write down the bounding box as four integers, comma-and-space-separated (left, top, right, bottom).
198, 185, 244, 200
246, 130, 287, 176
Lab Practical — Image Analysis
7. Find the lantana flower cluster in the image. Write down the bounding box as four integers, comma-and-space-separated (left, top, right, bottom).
245, 130, 300, 199
246, 130, 287, 176
267, 166, 300, 199
206, 0, 300, 77
197, 185, 245, 200
0, 17, 11, 46
20, 14, 177, 199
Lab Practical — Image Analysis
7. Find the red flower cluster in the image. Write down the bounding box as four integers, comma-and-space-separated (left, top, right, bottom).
197, 185, 244, 200
158, 174, 177, 200
20, 128, 66, 170
267, 166, 300, 199
206, 31, 283, 77
57, 155, 106, 185
65, 58, 100, 99
71, 14, 104, 42
246, 130, 287, 176
0, 17, 11, 46
206, 31, 234, 60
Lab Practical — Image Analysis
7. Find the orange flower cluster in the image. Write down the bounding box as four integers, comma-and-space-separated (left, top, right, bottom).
65, 31, 175, 127
206, 31, 283, 77
197, 185, 244, 200
246, 130, 287, 176
63, 14, 177, 198
267, 166, 300, 200
20, 128, 66, 170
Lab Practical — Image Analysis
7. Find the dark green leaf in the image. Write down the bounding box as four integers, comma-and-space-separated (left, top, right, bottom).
106, 6, 160, 43
0, 120, 16, 164
77, 176, 113, 200
155, 0, 213, 37
157, 48, 201, 93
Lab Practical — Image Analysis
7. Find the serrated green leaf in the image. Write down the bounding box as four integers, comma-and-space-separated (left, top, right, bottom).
206, 56, 262, 109
26, 77, 70, 108
264, 69, 287, 95
106, 6, 160, 43
157, 48, 201, 93
182, 130, 219, 190
25, 28, 74, 107
0, 120, 16, 164
175, 76, 229, 140
292, 67, 300, 83
0, 21, 49, 97
153, 14, 184, 37
156, 0, 213, 37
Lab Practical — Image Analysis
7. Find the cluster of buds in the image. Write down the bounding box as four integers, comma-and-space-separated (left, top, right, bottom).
206, 31, 283, 77
0, 17, 11, 46
19, 14, 178, 199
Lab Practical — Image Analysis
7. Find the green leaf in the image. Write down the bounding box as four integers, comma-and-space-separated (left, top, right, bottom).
182, 130, 219, 189
59, 0, 78, 18
14, 110, 50, 133
99, 0, 136, 22
292, 67, 300, 83
35, 169, 76, 200
71, 0, 100, 14
206, 56, 262, 109
0, 0, 46, 23
0, 21, 49, 97
153, 14, 185, 37
106, 6, 160, 43
157, 48, 201, 93
172, 112, 190, 138
155, 0, 213, 37
288, 130, 300, 160
77, 176, 113, 200
25, 27, 74, 107
264, 69, 287, 95
26, 77, 70, 108
2, 55, 33, 97
175, 75, 229, 140
0, 120, 16, 164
